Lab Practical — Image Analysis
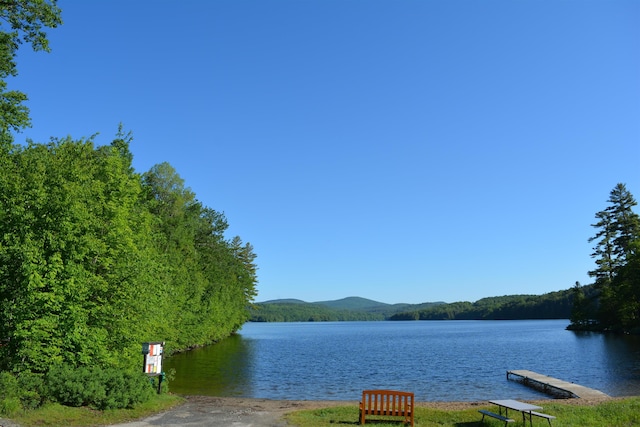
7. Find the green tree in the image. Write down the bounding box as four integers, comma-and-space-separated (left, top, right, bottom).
0, 0, 62, 145
0, 136, 159, 372
141, 163, 257, 350
569, 281, 594, 327
586, 183, 640, 332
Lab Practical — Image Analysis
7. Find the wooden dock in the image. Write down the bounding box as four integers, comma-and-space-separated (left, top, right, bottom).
507, 370, 610, 399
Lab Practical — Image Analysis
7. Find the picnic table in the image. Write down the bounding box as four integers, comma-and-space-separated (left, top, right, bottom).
488, 399, 548, 426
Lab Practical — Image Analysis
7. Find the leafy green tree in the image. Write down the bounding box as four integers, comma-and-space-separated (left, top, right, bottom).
0, 0, 62, 146
0, 136, 159, 372
230, 237, 258, 314
141, 163, 257, 350
0, 130, 259, 411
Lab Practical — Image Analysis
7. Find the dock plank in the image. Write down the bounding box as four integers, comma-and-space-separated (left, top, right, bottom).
507, 370, 609, 399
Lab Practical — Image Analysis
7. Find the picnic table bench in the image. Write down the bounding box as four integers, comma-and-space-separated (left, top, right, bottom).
359, 389, 414, 426
530, 411, 556, 426
483, 399, 555, 426
479, 409, 515, 425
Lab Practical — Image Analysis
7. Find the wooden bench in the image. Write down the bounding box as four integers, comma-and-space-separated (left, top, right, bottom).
359, 390, 414, 426
530, 411, 556, 426
479, 409, 515, 425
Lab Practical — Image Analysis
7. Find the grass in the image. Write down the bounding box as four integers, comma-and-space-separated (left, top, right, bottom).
6, 393, 184, 427
4, 395, 640, 426
285, 397, 640, 426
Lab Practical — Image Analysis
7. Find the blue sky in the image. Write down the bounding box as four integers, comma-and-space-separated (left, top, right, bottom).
10, 0, 639, 304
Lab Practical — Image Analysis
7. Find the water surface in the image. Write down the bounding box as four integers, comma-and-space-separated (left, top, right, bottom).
166, 320, 640, 401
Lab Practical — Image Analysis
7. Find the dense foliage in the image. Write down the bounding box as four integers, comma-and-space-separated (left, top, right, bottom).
569, 183, 640, 333
250, 298, 446, 322
390, 291, 573, 320
0, 135, 258, 374
250, 302, 386, 322
0, 132, 258, 415
45, 365, 155, 410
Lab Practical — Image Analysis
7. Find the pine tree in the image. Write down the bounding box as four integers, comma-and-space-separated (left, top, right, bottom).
587, 183, 640, 331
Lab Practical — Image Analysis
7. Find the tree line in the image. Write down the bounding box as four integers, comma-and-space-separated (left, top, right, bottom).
0, 1, 257, 412
251, 292, 574, 322
390, 291, 573, 320
569, 183, 640, 333
250, 302, 386, 322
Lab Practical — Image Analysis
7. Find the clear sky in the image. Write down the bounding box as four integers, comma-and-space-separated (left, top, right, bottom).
10, 0, 640, 304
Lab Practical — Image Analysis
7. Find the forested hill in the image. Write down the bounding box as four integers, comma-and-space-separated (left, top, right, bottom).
249, 290, 576, 322
250, 297, 444, 321
389, 289, 576, 320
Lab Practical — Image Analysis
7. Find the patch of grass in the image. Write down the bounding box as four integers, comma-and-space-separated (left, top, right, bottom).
539, 398, 640, 427
8, 393, 184, 427
285, 397, 640, 427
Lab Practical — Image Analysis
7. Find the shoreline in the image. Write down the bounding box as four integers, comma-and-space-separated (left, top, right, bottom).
181, 393, 615, 412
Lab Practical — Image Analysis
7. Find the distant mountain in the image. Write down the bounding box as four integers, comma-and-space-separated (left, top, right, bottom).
261, 298, 307, 304
313, 296, 392, 310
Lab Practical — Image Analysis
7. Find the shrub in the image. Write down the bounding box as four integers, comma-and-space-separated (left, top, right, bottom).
0, 396, 21, 417
0, 371, 45, 415
15, 371, 44, 410
46, 365, 155, 410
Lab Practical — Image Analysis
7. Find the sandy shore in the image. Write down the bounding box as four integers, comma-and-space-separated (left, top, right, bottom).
216, 394, 614, 410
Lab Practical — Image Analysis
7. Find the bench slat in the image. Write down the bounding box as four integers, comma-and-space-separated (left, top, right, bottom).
479, 409, 515, 424
530, 411, 556, 419
530, 411, 556, 426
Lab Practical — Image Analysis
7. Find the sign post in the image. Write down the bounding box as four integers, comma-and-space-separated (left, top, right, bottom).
142, 342, 165, 394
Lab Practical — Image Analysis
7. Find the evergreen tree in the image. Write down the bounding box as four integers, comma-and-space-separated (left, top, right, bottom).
586, 183, 640, 332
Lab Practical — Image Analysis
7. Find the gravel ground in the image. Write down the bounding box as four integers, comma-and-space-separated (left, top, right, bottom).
109, 396, 355, 427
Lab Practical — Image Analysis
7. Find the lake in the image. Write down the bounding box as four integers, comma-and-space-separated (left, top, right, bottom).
165, 320, 640, 402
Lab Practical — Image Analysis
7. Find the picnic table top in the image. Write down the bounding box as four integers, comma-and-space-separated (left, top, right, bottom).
489, 399, 542, 412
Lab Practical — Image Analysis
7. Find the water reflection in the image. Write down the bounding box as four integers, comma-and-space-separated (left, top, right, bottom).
601, 334, 640, 395
566, 330, 640, 396
165, 334, 254, 396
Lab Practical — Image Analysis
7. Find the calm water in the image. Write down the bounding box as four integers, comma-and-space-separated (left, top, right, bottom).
165, 320, 640, 402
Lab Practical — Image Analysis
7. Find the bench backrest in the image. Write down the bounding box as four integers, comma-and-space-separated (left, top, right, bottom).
361, 389, 414, 415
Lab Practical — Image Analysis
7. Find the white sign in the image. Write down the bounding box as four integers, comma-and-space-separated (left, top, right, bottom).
143, 342, 163, 375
